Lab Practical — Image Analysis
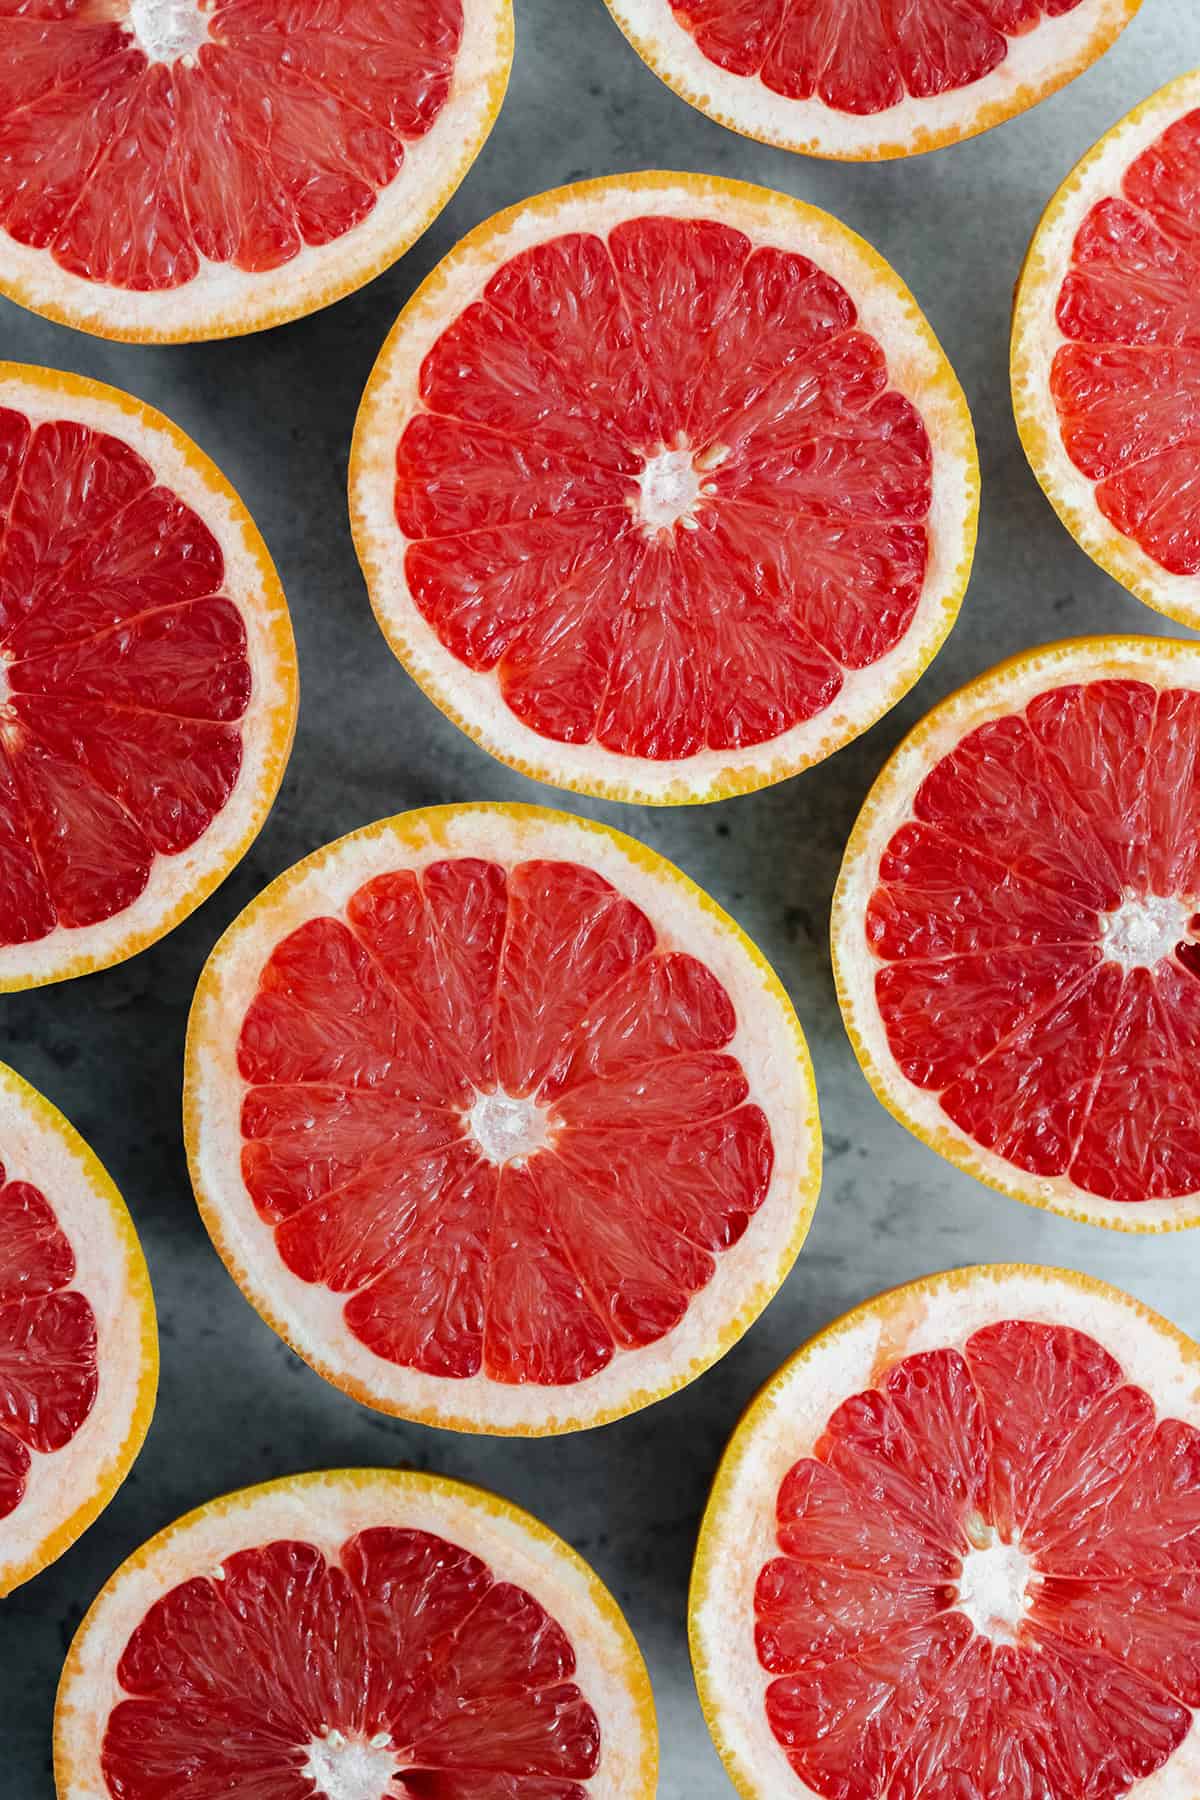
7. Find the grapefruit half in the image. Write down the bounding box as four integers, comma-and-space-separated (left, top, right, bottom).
691, 1263, 1200, 1800
54, 1466, 658, 1797
0, 0, 512, 342
184, 802, 821, 1434
832, 635, 1200, 1229
601, 0, 1139, 161
350, 173, 978, 805
0, 1058, 156, 1598
1013, 68, 1200, 628
0, 362, 297, 990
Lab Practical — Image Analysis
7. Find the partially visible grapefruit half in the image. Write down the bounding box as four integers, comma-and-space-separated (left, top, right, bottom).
54, 1466, 658, 1797
350, 173, 978, 805
184, 802, 820, 1434
692, 1263, 1200, 1800
0, 363, 297, 990
0, 1058, 156, 1598
601, 1, 1139, 161
833, 635, 1200, 1230
0, 0, 512, 342
1013, 67, 1200, 628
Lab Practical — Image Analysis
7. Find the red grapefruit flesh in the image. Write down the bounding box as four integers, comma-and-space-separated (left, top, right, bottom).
601, 0, 1139, 159
55, 1469, 658, 1798
185, 804, 820, 1433
1014, 70, 1200, 627
833, 638, 1200, 1228
351, 175, 978, 804
0, 0, 512, 340
692, 1266, 1200, 1800
0, 363, 296, 989
0, 1059, 155, 1597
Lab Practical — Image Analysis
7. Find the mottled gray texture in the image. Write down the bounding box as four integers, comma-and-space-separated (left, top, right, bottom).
3, 2, 1200, 1792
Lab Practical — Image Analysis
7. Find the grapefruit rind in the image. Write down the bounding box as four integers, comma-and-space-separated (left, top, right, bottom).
601, 1, 1139, 162
184, 801, 822, 1434
1012, 67, 1200, 630
53, 1466, 658, 1797
0, 1, 513, 344
689, 1262, 1200, 1800
349, 171, 979, 806
831, 634, 1200, 1233
0, 363, 298, 990
0, 1059, 157, 1598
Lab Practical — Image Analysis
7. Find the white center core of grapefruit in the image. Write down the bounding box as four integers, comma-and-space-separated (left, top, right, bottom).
303, 1728, 399, 1800
955, 1535, 1034, 1645
467, 1089, 553, 1165
634, 447, 704, 533
1099, 894, 1190, 969
125, 0, 210, 63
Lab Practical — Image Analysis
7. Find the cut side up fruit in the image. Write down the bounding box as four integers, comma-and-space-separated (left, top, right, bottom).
184, 802, 820, 1433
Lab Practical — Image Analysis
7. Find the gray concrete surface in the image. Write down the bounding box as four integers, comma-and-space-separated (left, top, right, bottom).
3, 1, 1200, 1792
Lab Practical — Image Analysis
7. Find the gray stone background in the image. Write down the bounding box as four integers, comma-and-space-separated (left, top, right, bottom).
4, 1, 1200, 1792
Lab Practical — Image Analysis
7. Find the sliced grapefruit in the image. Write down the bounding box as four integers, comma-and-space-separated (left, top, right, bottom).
692, 1263, 1200, 1800
0, 362, 297, 989
350, 173, 978, 805
832, 635, 1200, 1230
55, 1466, 657, 1797
0, 0, 512, 342
0, 1058, 156, 1598
602, 1, 1138, 161
184, 802, 820, 1433
1013, 68, 1200, 628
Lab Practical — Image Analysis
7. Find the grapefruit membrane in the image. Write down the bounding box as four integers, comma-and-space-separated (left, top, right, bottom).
0, 0, 513, 342
184, 802, 821, 1434
0, 1059, 156, 1598
833, 636, 1200, 1229
54, 1467, 658, 1798
350, 173, 978, 805
601, 0, 1139, 160
1014, 68, 1200, 628
691, 1264, 1200, 1800
0, 363, 297, 990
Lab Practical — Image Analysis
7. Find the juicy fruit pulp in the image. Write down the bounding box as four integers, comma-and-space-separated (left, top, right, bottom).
0, 403, 249, 945
1053, 107, 1200, 576
665, 0, 1086, 116
0, 0, 461, 291
101, 1525, 602, 1798
0, 1167, 97, 1522
238, 854, 773, 1385
868, 675, 1200, 1203
397, 214, 933, 761
757, 1316, 1200, 1800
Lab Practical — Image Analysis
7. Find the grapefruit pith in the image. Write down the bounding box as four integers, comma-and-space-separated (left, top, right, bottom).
833, 636, 1200, 1230
184, 802, 821, 1434
0, 1058, 156, 1598
54, 1467, 658, 1798
0, 362, 297, 990
350, 173, 978, 805
601, 0, 1139, 161
1013, 67, 1200, 628
0, 0, 512, 342
691, 1264, 1200, 1800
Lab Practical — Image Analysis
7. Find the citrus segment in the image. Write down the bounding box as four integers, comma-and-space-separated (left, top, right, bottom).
0, 364, 296, 989
833, 638, 1200, 1229
691, 1265, 1200, 1800
1014, 69, 1200, 627
0, 0, 512, 341
351, 175, 978, 804
0, 1059, 155, 1596
185, 803, 819, 1433
54, 1469, 657, 1798
601, 0, 1138, 159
